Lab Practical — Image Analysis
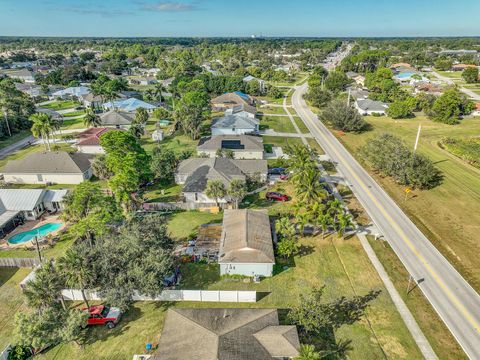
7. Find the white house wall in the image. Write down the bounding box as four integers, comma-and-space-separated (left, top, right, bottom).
4, 172, 90, 185
220, 263, 274, 277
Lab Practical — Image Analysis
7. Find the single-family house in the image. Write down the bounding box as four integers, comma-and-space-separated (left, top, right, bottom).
75, 127, 121, 154
4, 68, 35, 83
2, 151, 93, 185
156, 308, 300, 360
197, 135, 264, 159
219, 209, 275, 277
224, 104, 257, 118
80, 93, 103, 109
51, 86, 90, 99
103, 97, 157, 112
211, 91, 255, 112
175, 157, 267, 207
100, 110, 135, 128
128, 76, 157, 86
355, 99, 389, 116
243, 75, 266, 92
346, 71, 365, 87
472, 103, 480, 117
211, 115, 260, 136
14, 83, 44, 98
0, 189, 69, 236
452, 64, 478, 71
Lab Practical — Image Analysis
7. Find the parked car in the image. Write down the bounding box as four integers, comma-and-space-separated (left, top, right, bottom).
84, 305, 121, 329
266, 192, 289, 202
268, 167, 286, 175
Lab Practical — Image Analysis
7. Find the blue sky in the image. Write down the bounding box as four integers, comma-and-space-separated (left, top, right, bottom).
1, 0, 479, 37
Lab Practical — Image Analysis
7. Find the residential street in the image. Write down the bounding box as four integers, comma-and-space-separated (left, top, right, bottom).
0, 135, 35, 159
431, 71, 480, 101
292, 83, 480, 359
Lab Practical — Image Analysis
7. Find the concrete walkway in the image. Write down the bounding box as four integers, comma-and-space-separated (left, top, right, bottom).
283, 87, 309, 146
259, 129, 313, 138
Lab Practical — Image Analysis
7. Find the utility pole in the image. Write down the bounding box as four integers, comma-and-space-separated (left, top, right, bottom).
3, 109, 11, 137
406, 275, 415, 295
413, 124, 422, 155
347, 88, 351, 106
34, 236, 43, 263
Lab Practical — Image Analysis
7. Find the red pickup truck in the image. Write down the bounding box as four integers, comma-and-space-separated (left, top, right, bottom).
84, 305, 121, 329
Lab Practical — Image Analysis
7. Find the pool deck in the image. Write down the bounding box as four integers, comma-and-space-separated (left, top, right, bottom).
0, 215, 66, 249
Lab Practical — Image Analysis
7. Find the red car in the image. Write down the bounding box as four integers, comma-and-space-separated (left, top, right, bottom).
84, 305, 121, 329
266, 192, 289, 202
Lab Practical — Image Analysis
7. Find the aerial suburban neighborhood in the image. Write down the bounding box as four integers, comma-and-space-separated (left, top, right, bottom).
0, 1, 480, 360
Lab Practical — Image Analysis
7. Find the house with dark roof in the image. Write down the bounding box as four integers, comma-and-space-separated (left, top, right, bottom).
197, 135, 264, 159
80, 93, 103, 109
211, 115, 260, 136
2, 151, 93, 185
100, 110, 135, 128
75, 127, 122, 154
156, 308, 300, 360
219, 209, 275, 277
211, 91, 255, 112
175, 158, 267, 207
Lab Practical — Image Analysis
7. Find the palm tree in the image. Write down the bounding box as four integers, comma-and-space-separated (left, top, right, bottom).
317, 213, 332, 239
227, 179, 246, 209
296, 212, 311, 236
337, 211, 354, 239
129, 123, 144, 139
30, 112, 55, 151
83, 109, 101, 128
294, 344, 320, 360
295, 169, 328, 205
205, 180, 226, 207
58, 247, 92, 308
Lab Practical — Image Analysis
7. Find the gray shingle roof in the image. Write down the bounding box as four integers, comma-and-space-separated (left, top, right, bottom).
212, 115, 259, 129
219, 209, 275, 264
198, 135, 263, 152
156, 308, 299, 360
356, 99, 389, 112
2, 151, 93, 174
211, 92, 253, 107
178, 158, 267, 193
225, 104, 258, 116
100, 110, 134, 126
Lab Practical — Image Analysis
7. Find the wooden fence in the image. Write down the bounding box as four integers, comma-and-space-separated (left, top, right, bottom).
0, 257, 40, 268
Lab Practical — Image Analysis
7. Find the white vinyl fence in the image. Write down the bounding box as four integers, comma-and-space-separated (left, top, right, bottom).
61, 289, 257, 303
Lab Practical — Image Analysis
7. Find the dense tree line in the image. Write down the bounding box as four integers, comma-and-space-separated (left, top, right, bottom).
361, 133, 442, 189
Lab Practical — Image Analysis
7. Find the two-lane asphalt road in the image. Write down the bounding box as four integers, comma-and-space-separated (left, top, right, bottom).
293, 83, 480, 359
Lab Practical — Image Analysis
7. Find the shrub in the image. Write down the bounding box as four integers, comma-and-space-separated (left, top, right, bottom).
320, 99, 368, 132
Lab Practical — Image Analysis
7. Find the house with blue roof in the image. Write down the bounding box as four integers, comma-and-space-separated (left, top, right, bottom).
103, 97, 157, 113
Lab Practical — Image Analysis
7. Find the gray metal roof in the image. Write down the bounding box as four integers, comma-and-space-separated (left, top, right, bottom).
100, 110, 134, 126
219, 209, 275, 264
2, 151, 93, 174
0, 210, 20, 228
211, 115, 259, 129
43, 189, 69, 203
0, 189, 45, 211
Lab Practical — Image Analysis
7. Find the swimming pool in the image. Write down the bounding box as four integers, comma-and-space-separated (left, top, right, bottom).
395, 72, 415, 79
8, 222, 63, 245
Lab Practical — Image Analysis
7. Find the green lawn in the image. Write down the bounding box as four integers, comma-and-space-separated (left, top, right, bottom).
435, 70, 463, 79
294, 116, 310, 133
0, 268, 31, 350
307, 138, 325, 154
61, 110, 86, 117
369, 238, 466, 359
39, 100, 80, 111
259, 116, 296, 133
261, 135, 303, 149
60, 117, 86, 130
335, 114, 480, 291
141, 132, 198, 155
142, 183, 183, 203
258, 105, 287, 116
0, 231, 75, 259
0, 130, 32, 150
0, 143, 73, 168
37, 235, 422, 360
165, 211, 223, 241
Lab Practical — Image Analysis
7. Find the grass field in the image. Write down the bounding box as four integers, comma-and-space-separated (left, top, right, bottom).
335, 114, 480, 291
261, 135, 303, 149
0, 232, 75, 259
0, 268, 31, 350
60, 117, 85, 130
33, 235, 422, 360
0, 143, 73, 168
258, 105, 288, 116
165, 211, 223, 241
39, 100, 80, 111
61, 109, 86, 117
259, 115, 296, 133
0, 130, 31, 150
